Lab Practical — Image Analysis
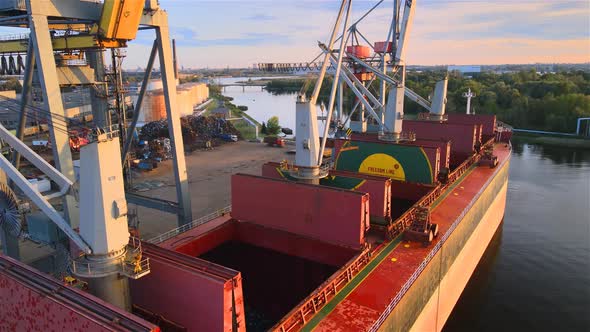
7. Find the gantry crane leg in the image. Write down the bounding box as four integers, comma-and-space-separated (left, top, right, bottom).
88, 51, 110, 128
28, 10, 79, 229
156, 23, 193, 225
13, 40, 36, 170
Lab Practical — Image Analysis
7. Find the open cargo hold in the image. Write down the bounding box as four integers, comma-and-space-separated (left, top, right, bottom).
129, 242, 244, 332
231, 173, 370, 249
332, 138, 440, 184
157, 217, 365, 331
0, 255, 157, 332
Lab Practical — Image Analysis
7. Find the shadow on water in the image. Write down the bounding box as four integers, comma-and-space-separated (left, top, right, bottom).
511, 138, 590, 167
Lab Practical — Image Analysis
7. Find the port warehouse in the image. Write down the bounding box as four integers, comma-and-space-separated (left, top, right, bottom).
133, 80, 209, 123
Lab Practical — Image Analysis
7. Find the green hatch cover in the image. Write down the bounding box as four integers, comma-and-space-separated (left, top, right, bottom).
334, 140, 433, 184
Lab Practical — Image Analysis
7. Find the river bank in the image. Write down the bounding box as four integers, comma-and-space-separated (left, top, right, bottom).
513, 132, 590, 149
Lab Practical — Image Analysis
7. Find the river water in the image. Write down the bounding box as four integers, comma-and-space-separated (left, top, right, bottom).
220, 77, 342, 135
222, 79, 590, 331
445, 142, 590, 332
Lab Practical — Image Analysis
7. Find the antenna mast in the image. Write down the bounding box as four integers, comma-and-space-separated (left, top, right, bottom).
463, 88, 476, 114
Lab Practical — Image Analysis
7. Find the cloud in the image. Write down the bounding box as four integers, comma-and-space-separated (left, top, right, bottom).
174, 32, 291, 47
244, 13, 276, 21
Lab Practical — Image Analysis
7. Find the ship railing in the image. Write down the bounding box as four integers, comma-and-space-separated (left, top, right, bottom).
121, 237, 151, 279
70, 258, 122, 278
70, 257, 151, 280
386, 185, 441, 239
378, 130, 417, 143
369, 141, 505, 332
370, 194, 472, 331
417, 112, 449, 122
482, 136, 496, 151
63, 59, 88, 66
385, 144, 485, 239
120, 258, 151, 280
272, 247, 373, 332
447, 149, 482, 185
496, 120, 513, 131
70, 238, 151, 279
284, 162, 333, 180
147, 206, 232, 244
0, 255, 155, 331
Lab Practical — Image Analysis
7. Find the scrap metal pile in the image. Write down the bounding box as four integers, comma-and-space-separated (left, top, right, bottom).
133, 115, 241, 171
140, 115, 241, 144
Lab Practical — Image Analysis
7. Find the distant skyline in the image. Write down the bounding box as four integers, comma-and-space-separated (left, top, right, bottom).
120, 0, 589, 69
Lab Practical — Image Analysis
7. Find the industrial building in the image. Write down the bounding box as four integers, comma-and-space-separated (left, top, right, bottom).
132, 80, 209, 123
448, 65, 482, 74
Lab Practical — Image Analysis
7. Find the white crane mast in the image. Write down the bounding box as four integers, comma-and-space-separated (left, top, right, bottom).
375, 0, 417, 141
395, 0, 416, 65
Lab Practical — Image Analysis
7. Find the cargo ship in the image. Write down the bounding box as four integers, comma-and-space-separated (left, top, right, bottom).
128, 116, 512, 332
0, 0, 513, 331
0, 116, 512, 331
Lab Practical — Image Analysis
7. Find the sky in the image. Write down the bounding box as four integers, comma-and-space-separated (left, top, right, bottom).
121, 0, 589, 69
16, 0, 585, 69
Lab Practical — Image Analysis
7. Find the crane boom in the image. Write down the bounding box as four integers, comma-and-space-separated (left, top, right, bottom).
395, 0, 416, 64
405, 87, 432, 111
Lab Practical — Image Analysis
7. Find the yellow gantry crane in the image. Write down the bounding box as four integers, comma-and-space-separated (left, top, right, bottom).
0, 0, 144, 53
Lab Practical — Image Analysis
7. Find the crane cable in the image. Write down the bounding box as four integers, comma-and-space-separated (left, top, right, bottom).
0, 95, 97, 137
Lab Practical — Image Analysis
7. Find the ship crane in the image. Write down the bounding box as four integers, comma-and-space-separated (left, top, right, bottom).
0, 121, 150, 310
262, 0, 448, 183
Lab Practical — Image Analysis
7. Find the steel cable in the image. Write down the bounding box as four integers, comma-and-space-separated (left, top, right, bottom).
0, 96, 95, 137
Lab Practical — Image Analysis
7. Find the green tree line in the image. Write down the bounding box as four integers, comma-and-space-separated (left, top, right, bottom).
265, 69, 590, 133
407, 69, 589, 133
